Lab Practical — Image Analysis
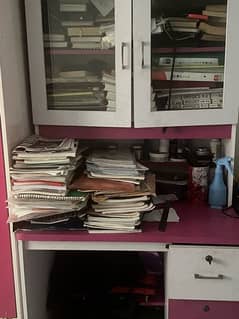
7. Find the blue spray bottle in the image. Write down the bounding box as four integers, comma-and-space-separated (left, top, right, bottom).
208, 157, 233, 209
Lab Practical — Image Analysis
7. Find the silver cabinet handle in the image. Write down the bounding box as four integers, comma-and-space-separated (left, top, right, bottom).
141, 41, 148, 69
121, 42, 129, 70
141, 41, 145, 68
194, 274, 224, 280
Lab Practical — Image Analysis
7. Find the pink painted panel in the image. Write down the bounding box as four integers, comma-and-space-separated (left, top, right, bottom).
39, 125, 232, 140
168, 299, 239, 319
0, 130, 16, 317
15, 203, 239, 246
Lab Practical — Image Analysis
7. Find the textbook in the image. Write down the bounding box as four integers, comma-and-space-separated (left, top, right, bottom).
152, 70, 224, 82
60, 3, 87, 12
44, 41, 68, 48
67, 27, 102, 37
71, 42, 102, 49
199, 22, 226, 36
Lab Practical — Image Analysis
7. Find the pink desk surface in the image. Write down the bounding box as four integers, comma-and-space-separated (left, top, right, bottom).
15, 202, 239, 245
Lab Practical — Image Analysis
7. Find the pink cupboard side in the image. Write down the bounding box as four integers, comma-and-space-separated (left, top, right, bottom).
0, 128, 16, 317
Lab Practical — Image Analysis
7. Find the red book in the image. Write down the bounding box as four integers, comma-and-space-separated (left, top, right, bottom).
187, 13, 208, 21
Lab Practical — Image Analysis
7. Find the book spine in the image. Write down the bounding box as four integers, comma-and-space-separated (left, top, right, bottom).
159, 57, 219, 66
152, 71, 224, 82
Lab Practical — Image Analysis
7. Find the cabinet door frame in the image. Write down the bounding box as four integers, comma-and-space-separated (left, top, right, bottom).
133, 0, 239, 127
24, 0, 132, 127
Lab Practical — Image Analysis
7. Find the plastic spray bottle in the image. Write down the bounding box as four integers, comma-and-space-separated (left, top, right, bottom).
208, 157, 233, 209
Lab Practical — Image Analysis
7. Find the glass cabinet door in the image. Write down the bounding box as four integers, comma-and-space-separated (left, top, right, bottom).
25, 0, 131, 127
133, 0, 239, 127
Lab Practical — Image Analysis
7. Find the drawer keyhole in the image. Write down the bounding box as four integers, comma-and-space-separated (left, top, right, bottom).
203, 305, 210, 312
205, 255, 213, 265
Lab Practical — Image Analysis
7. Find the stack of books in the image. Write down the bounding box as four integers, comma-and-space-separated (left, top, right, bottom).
69, 148, 155, 232
43, 34, 68, 48
199, 4, 227, 42
67, 26, 103, 49
166, 16, 199, 36
47, 70, 107, 111
86, 192, 154, 233
102, 71, 116, 111
8, 135, 88, 222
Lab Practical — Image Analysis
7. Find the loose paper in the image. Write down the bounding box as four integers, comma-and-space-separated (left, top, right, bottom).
90, 0, 114, 16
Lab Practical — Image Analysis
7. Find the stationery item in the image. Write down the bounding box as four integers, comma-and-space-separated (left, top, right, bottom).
11, 190, 88, 201
158, 205, 170, 231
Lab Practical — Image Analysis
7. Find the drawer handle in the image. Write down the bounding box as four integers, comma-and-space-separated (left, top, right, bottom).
194, 273, 224, 280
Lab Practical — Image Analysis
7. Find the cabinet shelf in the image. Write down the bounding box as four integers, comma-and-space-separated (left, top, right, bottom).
45, 48, 115, 55
152, 47, 225, 54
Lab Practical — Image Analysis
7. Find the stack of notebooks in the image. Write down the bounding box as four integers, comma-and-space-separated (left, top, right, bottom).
102, 71, 116, 111
47, 70, 107, 111
69, 148, 155, 232
8, 135, 88, 223
166, 16, 200, 37
199, 4, 227, 42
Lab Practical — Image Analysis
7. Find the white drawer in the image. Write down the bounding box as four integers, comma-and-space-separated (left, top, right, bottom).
167, 245, 239, 301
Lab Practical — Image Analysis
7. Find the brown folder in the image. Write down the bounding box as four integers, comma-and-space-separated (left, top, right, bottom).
69, 174, 136, 193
